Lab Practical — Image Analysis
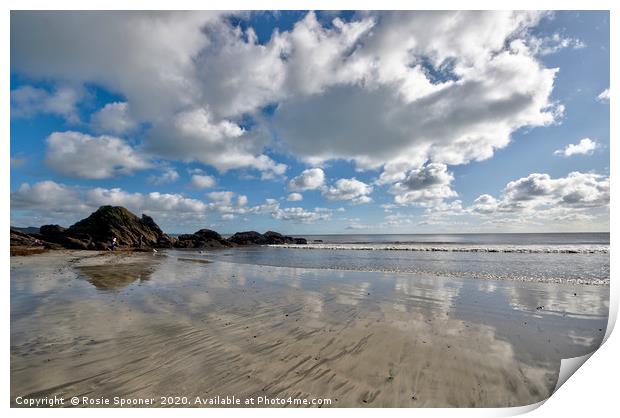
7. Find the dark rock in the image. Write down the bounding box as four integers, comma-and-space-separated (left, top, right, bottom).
264, 231, 302, 244
156, 236, 175, 248
39, 224, 92, 249
174, 228, 230, 249
263, 230, 287, 244
32, 206, 173, 250
194, 229, 224, 241
10, 228, 43, 247
228, 231, 266, 245
67, 206, 173, 249
272, 232, 307, 245
11, 206, 308, 252
40, 224, 66, 235
228, 230, 307, 245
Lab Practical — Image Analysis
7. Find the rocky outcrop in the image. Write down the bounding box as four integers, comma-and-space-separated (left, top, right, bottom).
10, 206, 308, 252
228, 230, 307, 245
228, 231, 266, 245
10, 228, 62, 253
176, 229, 307, 248
68, 206, 174, 249
264, 231, 307, 245
36, 206, 174, 250
263, 231, 290, 244
38, 225, 92, 249
11, 228, 44, 247
174, 229, 231, 249
139, 214, 175, 248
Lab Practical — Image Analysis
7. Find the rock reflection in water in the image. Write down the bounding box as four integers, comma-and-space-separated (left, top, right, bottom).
75, 262, 156, 290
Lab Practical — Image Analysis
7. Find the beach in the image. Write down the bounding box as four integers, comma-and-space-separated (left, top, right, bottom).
10, 248, 609, 407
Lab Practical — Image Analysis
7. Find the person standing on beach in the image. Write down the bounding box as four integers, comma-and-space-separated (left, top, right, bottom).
111, 237, 117, 251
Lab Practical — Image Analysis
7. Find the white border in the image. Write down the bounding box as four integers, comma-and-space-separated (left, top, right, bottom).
2, 1, 616, 417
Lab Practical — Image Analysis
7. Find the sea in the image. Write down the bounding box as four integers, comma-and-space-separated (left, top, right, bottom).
203, 233, 610, 285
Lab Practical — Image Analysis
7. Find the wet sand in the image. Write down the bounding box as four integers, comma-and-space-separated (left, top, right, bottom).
10, 250, 609, 407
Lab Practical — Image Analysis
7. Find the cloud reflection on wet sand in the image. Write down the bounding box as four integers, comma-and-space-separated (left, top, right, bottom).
10, 251, 608, 407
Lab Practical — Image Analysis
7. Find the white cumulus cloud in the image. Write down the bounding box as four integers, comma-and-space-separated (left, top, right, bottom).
323, 178, 373, 204
272, 206, 332, 223
11, 84, 84, 123
207, 191, 236, 206
90, 102, 138, 135
470, 171, 609, 215
597, 88, 610, 102
288, 168, 325, 191
270, 11, 561, 179
287, 192, 303, 201
190, 174, 217, 189
148, 168, 180, 185
45, 131, 151, 179
390, 163, 457, 207
524, 33, 585, 56
11, 11, 564, 184
554, 138, 598, 157
146, 108, 286, 176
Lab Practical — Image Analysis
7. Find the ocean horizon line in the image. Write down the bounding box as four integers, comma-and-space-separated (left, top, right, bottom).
211, 231, 611, 237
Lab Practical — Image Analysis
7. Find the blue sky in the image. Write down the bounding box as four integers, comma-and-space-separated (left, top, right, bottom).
10, 11, 609, 234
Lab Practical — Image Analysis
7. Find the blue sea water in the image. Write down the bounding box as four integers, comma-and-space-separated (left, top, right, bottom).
298, 232, 609, 246
201, 233, 610, 285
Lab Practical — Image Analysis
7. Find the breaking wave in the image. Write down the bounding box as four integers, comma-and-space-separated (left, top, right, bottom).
266, 243, 609, 254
